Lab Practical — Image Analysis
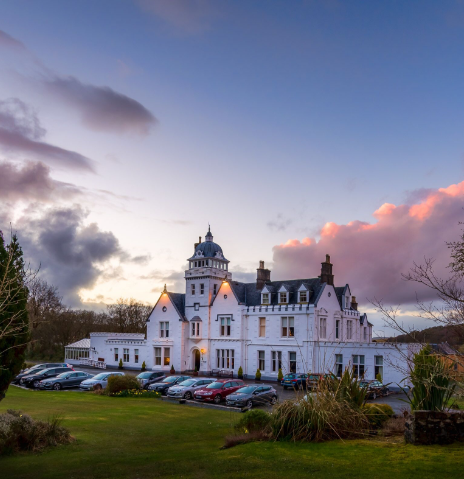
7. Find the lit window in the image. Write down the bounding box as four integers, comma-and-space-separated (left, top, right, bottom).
281, 317, 294, 337
259, 317, 266, 337
262, 293, 269, 304
164, 347, 170, 366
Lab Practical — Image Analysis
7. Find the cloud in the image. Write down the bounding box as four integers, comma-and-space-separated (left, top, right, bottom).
0, 98, 94, 172
0, 30, 26, 51
137, 0, 219, 34
0, 160, 82, 202
6, 205, 126, 306
130, 254, 152, 265
272, 181, 464, 306
41, 76, 157, 135
267, 213, 293, 232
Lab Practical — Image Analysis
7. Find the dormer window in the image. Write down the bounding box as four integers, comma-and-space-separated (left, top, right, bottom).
279, 292, 288, 304
262, 293, 270, 305
299, 291, 308, 303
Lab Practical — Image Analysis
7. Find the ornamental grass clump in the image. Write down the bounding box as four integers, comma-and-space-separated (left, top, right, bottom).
271, 374, 369, 442
0, 410, 72, 456
362, 403, 394, 429
105, 375, 140, 395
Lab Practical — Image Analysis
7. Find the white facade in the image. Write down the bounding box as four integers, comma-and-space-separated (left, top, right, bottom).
88, 229, 411, 386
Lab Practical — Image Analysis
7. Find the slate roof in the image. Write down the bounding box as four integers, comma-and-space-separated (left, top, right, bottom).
430, 342, 461, 355
225, 278, 330, 307
168, 292, 186, 320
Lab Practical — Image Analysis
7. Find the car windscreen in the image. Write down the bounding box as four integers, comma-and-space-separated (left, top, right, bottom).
359, 382, 369, 387
235, 386, 257, 394
205, 382, 224, 389
178, 379, 195, 387
162, 377, 178, 383
284, 374, 296, 379
92, 373, 108, 380
56, 373, 71, 378
37, 368, 53, 375
137, 372, 153, 379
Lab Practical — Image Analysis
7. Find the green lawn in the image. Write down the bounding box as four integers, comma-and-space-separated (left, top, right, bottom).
1, 387, 464, 478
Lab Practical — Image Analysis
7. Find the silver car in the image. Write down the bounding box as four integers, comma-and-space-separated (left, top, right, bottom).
167, 378, 215, 400
79, 372, 125, 391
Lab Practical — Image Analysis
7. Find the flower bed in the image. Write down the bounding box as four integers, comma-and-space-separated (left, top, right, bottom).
111, 389, 161, 398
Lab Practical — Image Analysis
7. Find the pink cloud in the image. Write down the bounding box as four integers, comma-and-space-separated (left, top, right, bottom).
272, 181, 464, 306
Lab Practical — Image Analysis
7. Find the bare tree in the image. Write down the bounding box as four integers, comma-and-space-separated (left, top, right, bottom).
106, 298, 151, 333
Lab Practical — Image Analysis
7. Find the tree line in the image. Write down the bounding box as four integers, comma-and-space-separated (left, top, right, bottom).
27, 278, 152, 360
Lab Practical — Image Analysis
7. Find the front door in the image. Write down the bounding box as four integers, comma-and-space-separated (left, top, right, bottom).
194, 350, 201, 371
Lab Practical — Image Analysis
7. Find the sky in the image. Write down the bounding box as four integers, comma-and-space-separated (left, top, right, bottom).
1, 0, 464, 336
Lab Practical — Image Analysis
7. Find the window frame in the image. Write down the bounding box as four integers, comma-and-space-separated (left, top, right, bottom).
347, 320, 353, 340
320, 317, 327, 339
279, 291, 288, 304
374, 356, 383, 379
220, 316, 231, 336
200, 283, 205, 295
160, 321, 169, 338
272, 351, 282, 372
262, 293, 269, 305
114, 348, 118, 362
258, 350, 265, 371
134, 349, 139, 364
259, 317, 266, 337
191, 284, 195, 295
154, 347, 161, 366
289, 351, 297, 373
281, 316, 295, 337
335, 319, 340, 339
299, 290, 308, 303
123, 348, 129, 363
163, 347, 170, 366
352, 355, 365, 378
335, 354, 343, 377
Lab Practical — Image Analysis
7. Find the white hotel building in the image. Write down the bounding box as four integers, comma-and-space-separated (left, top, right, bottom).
87, 228, 410, 384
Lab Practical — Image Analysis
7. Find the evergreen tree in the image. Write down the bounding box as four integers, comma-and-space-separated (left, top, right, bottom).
0, 233, 29, 401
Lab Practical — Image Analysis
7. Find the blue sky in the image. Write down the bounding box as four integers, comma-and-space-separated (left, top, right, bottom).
0, 1, 463, 334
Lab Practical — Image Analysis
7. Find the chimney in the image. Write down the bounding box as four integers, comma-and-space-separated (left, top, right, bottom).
194, 236, 201, 253
351, 296, 358, 311
320, 254, 334, 286
256, 260, 271, 290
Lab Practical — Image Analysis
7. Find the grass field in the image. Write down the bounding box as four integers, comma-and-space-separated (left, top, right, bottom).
2, 387, 464, 478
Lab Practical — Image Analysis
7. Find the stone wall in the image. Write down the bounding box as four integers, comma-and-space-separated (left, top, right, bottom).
405, 410, 464, 445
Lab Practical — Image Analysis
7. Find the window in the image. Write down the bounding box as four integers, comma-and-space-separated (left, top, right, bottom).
216, 349, 235, 369
281, 317, 295, 337
220, 316, 231, 336
164, 347, 170, 366
259, 317, 266, 337
272, 351, 282, 372
335, 320, 340, 339
352, 355, 365, 378
364, 327, 368, 341
320, 318, 327, 339
262, 293, 269, 304
114, 348, 118, 361
200, 283, 205, 295
375, 356, 383, 380
347, 320, 353, 340
191, 284, 195, 295
155, 347, 161, 366
134, 349, 139, 364
213, 284, 218, 295
160, 322, 169, 338
299, 290, 308, 302
289, 351, 297, 373
123, 348, 129, 362
335, 354, 343, 377
279, 292, 288, 303
194, 303, 199, 311
191, 322, 200, 337
258, 351, 265, 371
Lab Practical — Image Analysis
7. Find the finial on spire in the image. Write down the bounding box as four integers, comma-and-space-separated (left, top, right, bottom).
205, 224, 213, 241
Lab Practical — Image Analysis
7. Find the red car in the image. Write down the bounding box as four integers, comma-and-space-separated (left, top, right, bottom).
194, 379, 245, 404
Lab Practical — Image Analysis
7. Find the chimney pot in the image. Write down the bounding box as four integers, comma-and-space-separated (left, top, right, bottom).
320, 254, 334, 286
351, 296, 358, 311
256, 260, 271, 290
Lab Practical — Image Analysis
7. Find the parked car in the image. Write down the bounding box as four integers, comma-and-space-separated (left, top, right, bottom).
136, 371, 166, 389
166, 378, 215, 400
79, 372, 125, 391
194, 379, 245, 404
39, 371, 94, 390
13, 363, 70, 384
281, 373, 309, 390
148, 375, 190, 395
359, 380, 390, 399
226, 384, 278, 409
21, 366, 74, 389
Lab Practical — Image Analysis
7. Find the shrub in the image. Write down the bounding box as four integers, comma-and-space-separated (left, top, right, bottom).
113, 389, 161, 398
118, 359, 123, 370
141, 361, 146, 372
363, 403, 394, 429
105, 375, 140, 395
0, 410, 72, 456
237, 366, 243, 378
235, 409, 272, 434
170, 365, 175, 374
376, 372, 382, 382
277, 368, 283, 382
408, 345, 456, 411
325, 367, 367, 408
271, 378, 369, 442
255, 369, 261, 381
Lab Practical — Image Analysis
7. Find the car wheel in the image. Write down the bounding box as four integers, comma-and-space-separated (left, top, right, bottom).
270, 396, 277, 405
213, 394, 222, 404
246, 400, 253, 409
53, 383, 62, 390
184, 391, 192, 400
94, 384, 102, 391
33, 380, 40, 388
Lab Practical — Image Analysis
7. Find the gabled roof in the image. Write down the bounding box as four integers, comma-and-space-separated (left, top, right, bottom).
65, 338, 90, 348
147, 291, 186, 322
